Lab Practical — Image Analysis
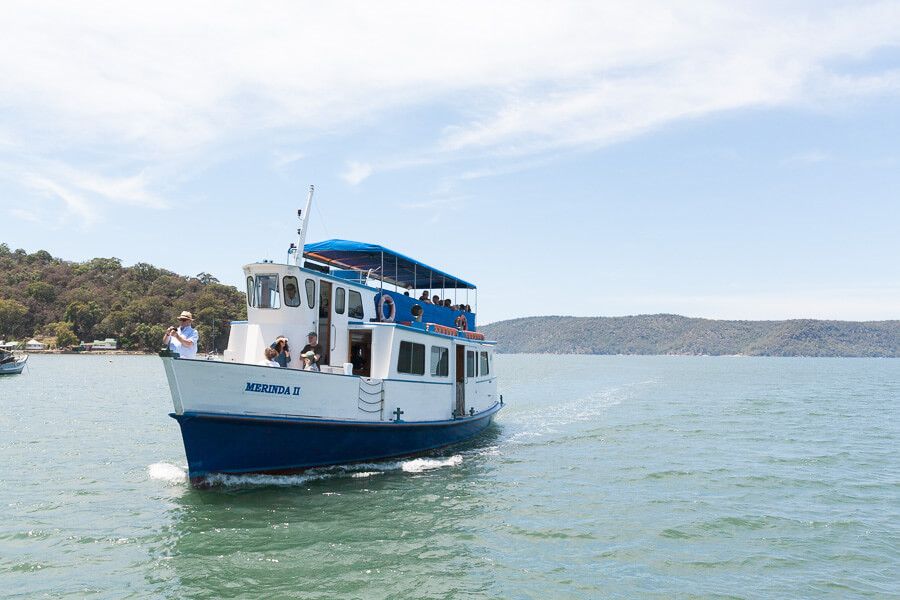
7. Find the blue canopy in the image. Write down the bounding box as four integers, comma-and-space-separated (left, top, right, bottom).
303, 239, 476, 290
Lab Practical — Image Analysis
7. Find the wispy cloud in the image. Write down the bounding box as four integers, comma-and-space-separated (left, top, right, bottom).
0, 1, 898, 202
341, 161, 373, 185
781, 150, 830, 166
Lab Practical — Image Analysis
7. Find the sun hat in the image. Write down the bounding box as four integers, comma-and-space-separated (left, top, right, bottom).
302, 350, 316, 358
178, 311, 194, 321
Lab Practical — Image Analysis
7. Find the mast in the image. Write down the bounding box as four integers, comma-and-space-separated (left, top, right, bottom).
294, 185, 315, 266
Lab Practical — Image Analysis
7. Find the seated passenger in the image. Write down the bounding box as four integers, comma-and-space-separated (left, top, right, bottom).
443, 299, 452, 307
432, 294, 441, 305
262, 347, 280, 367
301, 350, 320, 371
419, 291, 431, 303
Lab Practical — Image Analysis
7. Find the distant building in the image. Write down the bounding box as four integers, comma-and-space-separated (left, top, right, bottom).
25, 339, 45, 351
79, 338, 118, 351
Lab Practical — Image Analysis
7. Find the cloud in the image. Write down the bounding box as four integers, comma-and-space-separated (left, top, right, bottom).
341, 161, 373, 185
781, 150, 830, 166
0, 1, 898, 201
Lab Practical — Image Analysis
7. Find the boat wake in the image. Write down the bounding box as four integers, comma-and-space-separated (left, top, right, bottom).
505, 380, 655, 444
147, 455, 464, 488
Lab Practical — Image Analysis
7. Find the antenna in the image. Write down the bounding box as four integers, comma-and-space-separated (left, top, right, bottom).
294, 185, 315, 266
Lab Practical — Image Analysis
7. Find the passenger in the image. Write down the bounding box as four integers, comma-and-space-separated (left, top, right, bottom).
284, 283, 301, 307
465, 304, 472, 312
262, 347, 280, 367
162, 310, 199, 359
300, 332, 322, 370
301, 350, 320, 371
443, 299, 452, 307
432, 294, 441, 305
419, 291, 430, 302
270, 336, 291, 367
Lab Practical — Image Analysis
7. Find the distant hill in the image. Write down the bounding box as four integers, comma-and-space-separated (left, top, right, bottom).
0, 244, 246, 352
479, 315, 900, 357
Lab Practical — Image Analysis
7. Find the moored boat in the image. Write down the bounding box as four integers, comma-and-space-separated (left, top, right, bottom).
0, 349, 27, 375
161, 187, 502, 483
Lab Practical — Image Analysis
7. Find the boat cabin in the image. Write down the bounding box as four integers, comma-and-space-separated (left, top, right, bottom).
225, 239, 493, 387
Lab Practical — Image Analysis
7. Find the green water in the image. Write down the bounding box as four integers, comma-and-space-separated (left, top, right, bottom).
1, 354, 897, 598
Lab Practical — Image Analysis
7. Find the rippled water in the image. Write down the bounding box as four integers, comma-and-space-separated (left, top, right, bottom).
1, 354, 898, 598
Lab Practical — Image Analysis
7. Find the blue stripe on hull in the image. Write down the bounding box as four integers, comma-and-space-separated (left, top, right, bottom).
171, 403, 502, 481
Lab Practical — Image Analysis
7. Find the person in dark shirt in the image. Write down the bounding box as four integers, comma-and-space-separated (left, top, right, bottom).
300, 332, 323, 369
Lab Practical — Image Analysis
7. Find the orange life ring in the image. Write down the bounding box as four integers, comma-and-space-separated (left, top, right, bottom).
455, 314, 468, 331
378, 294, 396, 322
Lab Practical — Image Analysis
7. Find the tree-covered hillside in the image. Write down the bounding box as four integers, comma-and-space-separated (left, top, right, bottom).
479, 314, 900, 357
0, 244, 246, 351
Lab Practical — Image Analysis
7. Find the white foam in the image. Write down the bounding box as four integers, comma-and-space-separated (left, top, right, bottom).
200, 455, 464, 487
148, 462, 188, 484
400, 455, 463, 472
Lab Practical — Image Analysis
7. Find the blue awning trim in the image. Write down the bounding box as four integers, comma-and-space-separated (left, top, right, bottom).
304, 239, 476, 289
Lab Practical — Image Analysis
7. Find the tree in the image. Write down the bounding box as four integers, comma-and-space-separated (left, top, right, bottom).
47, 321, 78, 348
0, 298, 29, 337
196, 272, 220, 285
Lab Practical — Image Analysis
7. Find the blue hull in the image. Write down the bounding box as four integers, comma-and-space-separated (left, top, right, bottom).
171, 402, 502, 482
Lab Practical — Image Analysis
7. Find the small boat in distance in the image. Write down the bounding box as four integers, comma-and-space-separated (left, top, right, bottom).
0, 348, 27, 375
161, 186, 502, 484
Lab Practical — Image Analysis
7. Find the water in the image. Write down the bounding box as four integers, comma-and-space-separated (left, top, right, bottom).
1, 354, 898, 599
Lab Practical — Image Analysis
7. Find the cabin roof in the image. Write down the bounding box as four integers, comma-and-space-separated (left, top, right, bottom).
303, 239, 476, 290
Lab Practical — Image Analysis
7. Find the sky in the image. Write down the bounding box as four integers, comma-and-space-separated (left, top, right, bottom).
1, 1, 899, 325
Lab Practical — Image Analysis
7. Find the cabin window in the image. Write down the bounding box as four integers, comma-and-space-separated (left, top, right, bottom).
397, 341, 425, 375
430, 346, 449, 377
283, 276, 301, 307
466, 350, 475, 378
254, 274, 280, 309
348, 290, 364, 319
305, 279, 316, 308
335, 287, 346, 315
480, 351, 490, 376
246, 276, 255, 307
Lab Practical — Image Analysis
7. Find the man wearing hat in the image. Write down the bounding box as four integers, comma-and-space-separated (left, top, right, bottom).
299, 331, 322, 370
163, 310, 200, 359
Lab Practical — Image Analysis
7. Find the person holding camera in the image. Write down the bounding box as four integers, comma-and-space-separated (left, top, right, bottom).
162, 311, 199, 359
270, 336, 291, 368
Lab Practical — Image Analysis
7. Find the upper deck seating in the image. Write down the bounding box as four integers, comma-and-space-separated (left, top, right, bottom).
374, 291, 475, 331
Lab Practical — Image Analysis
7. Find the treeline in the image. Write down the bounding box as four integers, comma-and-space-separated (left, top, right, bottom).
0, 244, 247, 352
479, 314, 900, 357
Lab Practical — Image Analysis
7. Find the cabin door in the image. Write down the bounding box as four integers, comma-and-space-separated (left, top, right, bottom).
455, 344, 466, 417
331, 286, 349, 367
349, 330, 372, 377
318, 281, 332, 365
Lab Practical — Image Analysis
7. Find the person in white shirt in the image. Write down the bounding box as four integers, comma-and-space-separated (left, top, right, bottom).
262, 347, 280, 367
162, 310, 200, 358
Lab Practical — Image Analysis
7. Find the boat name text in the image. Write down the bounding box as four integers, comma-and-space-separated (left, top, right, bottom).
244, 382, 301, 396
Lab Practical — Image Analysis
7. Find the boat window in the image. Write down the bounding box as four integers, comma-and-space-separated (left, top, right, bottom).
283, 276, 301, 307
430, 346, 449, 377
466, 350, 475, 378
253, 274, 280, 309
480, 351, 490, 376
335, 287, 346, 315
305, 279, 316, 308
397, 341, 425, 375
348, 290, 364, 319
246, 276, 255, 307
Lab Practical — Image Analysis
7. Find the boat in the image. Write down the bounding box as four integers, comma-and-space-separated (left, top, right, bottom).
161, 186, 502, 484
0, 348, 27, 375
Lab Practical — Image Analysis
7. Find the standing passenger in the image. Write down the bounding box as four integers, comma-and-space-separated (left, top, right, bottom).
162, 311, 199, 359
